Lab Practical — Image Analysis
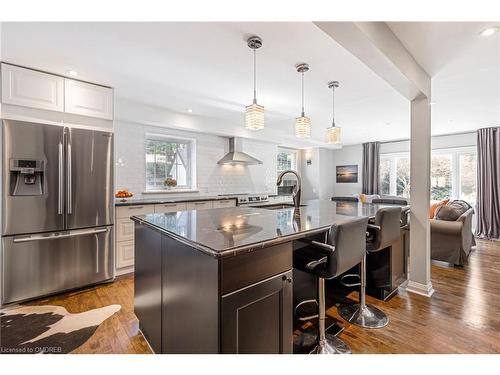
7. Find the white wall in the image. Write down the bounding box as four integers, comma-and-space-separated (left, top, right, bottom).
300, 148, 337, 200
114, 99, 278, 199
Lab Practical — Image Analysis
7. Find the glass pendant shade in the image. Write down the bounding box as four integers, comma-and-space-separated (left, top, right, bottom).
245, 36, 265, 131
245, 101, 265, 130
326, 126, 341, 144
295, 115, 311, 138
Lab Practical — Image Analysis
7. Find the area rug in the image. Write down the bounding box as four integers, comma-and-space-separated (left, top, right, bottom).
0, 304, 121, 354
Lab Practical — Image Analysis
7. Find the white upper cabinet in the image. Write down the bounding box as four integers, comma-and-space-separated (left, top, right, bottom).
1, 64, 64, 112
64, 79, 113, 120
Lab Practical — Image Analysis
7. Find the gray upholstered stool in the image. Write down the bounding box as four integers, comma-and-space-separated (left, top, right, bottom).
294, 217, 369, 354
338, 207, 401, 329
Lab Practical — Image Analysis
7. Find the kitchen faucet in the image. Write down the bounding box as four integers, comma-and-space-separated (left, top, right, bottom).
276, 170, 302, 208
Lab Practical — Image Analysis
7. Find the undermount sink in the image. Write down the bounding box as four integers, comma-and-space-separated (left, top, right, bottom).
257, 203, 307, 210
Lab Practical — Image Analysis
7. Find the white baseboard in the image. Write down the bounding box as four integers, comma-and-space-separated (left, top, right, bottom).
115, 266, 134, 277
404, 280, 435, 298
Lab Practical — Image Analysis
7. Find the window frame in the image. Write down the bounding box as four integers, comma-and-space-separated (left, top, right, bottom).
380, 146, 477, 201
144, 133, 197, 192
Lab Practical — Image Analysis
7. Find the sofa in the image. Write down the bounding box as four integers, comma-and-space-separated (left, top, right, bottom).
430, 201, 476, 266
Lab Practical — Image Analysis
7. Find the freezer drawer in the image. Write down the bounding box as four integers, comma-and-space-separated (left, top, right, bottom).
1, 226, 114, 305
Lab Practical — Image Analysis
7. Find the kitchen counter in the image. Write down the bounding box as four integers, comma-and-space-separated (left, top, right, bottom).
115, 195, 239, 206
132, 199, 409, 353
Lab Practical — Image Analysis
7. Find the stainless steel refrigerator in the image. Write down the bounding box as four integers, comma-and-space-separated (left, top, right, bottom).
1, 119, 114, 305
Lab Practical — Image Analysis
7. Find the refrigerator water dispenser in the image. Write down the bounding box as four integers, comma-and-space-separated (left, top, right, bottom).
9, 159, 45, 196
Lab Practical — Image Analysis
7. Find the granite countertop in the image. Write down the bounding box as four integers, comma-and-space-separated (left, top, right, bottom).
131, 199, 409, 258
115, 195, 239, 206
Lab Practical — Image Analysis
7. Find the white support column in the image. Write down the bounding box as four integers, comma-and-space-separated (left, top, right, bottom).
407, 95, 434, 297
315, 22, 434, 297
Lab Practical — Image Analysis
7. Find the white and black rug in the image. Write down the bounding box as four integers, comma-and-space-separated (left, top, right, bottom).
0, 304, 121, 354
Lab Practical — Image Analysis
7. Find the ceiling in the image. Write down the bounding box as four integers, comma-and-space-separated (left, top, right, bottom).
1, 22, 498, 147
388, 22, 500, 135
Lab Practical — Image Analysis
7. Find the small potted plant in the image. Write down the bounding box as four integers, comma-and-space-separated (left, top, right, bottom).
164, 176, 177, 190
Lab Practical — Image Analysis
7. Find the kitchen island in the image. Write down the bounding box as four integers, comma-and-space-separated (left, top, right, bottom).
131, 200, 408, 354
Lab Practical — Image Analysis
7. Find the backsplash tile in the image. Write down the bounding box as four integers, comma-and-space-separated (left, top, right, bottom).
115, 121, 278, 199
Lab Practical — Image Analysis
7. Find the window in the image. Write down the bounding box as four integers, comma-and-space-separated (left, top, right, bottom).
431, 154, 452, 200
145, 136, 195, 191
379, 147, 477, 203
379, 153, 410, 198
458, 152, 477, 204
277, 148, 297, 174
277, 148, 298, 188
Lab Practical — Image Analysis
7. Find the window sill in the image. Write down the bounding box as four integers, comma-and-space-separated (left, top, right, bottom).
143, 189, 200, 194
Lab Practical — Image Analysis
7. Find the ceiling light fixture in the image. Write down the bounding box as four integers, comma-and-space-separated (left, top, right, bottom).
479, 27, 500, 37
245, 36, 265, 131
326, 81, 341, 144
295, 63, 311, 138
186, 108, 193, 113
67, 70, 78, 77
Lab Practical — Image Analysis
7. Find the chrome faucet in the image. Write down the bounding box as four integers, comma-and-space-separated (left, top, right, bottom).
277, 170, 302, 208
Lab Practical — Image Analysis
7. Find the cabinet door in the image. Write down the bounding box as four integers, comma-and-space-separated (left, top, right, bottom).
221, 270, 293, 354
154, 202, 187, 213
116, 205, 155, 219
213, 199, 236, 208
1, 64, 64, 112
116, 218, 135, 242
64, 79, 113, 120
186, 201, 213, 210
116, 239, 135, 269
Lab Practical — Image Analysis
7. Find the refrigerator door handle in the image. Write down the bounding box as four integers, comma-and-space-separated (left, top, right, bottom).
67, 142, 73, 215
13, 228, 108, 243
58, 142, 64, 215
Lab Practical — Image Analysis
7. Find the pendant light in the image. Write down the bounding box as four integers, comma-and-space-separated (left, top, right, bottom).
245, 36, 265, 131
326, 81, 341, 144
295, 63, 311, 138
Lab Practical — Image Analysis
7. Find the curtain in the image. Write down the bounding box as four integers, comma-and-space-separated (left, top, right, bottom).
476, 127, 500, 240
362, 142, 380, 195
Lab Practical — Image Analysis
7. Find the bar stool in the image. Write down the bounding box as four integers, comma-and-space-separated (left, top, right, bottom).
294, 217, 369, 354
338, 207, 401, 329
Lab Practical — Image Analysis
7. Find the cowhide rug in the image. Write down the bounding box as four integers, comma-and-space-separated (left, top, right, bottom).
0, 304, 121, 354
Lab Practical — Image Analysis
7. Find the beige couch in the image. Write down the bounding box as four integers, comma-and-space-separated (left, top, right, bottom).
430, 207, 475, 266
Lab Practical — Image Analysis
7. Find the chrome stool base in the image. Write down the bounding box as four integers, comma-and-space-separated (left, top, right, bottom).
310, 333, 351, 354
338, 303, 389, 329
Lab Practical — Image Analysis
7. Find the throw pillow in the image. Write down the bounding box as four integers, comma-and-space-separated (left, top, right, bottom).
429, 199, 449, 219
434, 200, 469, 221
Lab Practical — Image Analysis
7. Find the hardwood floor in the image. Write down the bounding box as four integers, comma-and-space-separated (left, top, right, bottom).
26, 239, 499, 354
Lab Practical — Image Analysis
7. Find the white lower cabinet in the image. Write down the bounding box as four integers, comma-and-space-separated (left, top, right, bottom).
154, 202, 187, 213
114, 199, 235, 275
213, 199, 237, 208
116, 240, 135, 269
186, 200, 213, 210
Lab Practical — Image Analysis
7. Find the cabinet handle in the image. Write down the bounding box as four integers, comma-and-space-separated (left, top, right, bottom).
282, 275, 292, 283
128, 206, 144, 209
164, 203, 177, 207
194, 202, 206, 205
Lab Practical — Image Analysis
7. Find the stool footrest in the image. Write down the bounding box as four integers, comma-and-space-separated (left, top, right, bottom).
295, 299, 319, 321
340, 273, 361, 287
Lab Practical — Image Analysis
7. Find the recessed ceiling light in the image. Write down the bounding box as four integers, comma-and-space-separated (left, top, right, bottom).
67, 70, 78, 77
429, 101, 437, 105
479, 27, 500, 37
186, 108, 193, 113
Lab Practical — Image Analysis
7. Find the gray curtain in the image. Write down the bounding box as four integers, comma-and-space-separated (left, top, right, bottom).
362, 142, 380, 195
476, 127, 500, 239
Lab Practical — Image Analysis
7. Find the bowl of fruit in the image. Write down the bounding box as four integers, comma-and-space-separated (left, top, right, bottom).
115, 189, 134, 202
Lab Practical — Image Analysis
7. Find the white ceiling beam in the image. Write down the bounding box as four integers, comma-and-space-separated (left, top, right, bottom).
314, 21, 431, 100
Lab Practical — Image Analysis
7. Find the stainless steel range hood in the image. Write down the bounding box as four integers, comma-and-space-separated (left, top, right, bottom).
217, 137, 262, 165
